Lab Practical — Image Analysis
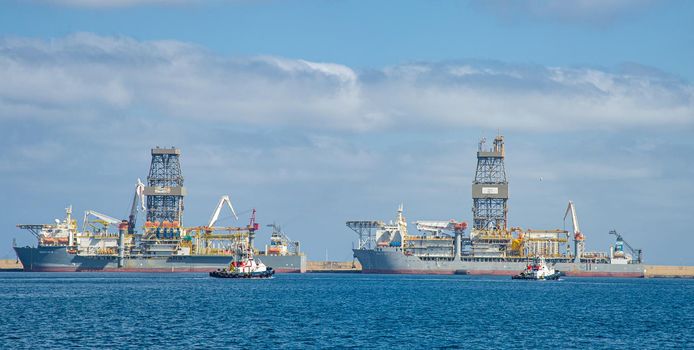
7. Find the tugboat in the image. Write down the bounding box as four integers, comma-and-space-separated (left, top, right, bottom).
209, 239, 275, 279
512, 256, 563, 280
209, 257, 274, 279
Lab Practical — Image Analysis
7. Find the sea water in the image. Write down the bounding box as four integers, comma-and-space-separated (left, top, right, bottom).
1, 273, 692, 349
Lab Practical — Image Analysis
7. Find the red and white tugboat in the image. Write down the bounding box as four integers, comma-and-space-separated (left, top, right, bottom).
209, 232, 274, 279
209, 255, 274, 279
512, 256, 562, 280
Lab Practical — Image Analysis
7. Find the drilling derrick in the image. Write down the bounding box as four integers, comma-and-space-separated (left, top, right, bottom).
144, 147, 186, 224
472, 136, 508, 230
471, 135, 511, 257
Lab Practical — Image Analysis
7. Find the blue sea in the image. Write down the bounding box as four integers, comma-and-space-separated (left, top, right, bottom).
1, 273, 692, 349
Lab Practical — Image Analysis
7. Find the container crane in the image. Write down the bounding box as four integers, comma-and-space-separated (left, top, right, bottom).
609, 229, 642, 264
564, 200, 584, 263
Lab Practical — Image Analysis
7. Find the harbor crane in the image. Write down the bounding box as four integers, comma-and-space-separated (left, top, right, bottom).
609, 229, 642, 264
564, 200, 584, 263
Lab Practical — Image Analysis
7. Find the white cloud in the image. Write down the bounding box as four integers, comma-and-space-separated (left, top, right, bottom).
1, 33, 692, 132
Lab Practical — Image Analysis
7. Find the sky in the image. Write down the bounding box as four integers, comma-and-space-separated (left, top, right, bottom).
1, 0, 693, 264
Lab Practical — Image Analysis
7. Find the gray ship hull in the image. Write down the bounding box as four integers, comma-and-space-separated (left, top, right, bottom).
14, 246, 306, 273
354, 248, 645, 277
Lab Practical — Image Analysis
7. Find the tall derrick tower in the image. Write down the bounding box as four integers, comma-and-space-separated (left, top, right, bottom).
144, 147, 186, 224
472, 135, 508, 231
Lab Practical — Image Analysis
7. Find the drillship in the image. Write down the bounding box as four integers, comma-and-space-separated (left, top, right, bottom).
348, 136, 645, 277
14, 147, 306, 273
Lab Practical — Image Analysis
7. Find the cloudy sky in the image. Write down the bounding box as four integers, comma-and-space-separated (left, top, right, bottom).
1, 0, 693, 264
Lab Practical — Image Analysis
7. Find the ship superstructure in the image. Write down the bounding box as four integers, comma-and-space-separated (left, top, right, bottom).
349, 135, 644, 277
264, 223, 301, 257
14, 147, 306, 273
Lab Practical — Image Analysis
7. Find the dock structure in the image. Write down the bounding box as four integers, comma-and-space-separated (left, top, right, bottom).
0, 259, 23, 271
306, 260, 362, 273
644, 265, 694, 278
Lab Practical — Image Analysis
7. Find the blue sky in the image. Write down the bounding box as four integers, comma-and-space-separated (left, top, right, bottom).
1, 0, 693, 264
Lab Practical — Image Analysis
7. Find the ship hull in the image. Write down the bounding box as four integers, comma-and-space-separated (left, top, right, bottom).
354, 248, 645, 278
14, 246, 306, 273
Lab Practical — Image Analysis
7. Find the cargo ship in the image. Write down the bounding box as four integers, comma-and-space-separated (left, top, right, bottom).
14, 147, 306, 273
348, 136, 645, 277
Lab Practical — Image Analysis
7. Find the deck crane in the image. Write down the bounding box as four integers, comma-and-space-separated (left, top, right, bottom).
127, 179, 146, 235
208, 195, 238, 227
82, 210, 121, 232
564, 200, 584, 263
246, 208, 260, 250
414, 220, 466, 236
248, 208, 259, 232
609, 230, 642, 264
